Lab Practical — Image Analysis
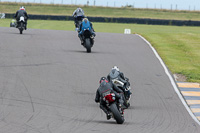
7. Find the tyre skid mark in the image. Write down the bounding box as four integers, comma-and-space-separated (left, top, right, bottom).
18, 75, 35, 112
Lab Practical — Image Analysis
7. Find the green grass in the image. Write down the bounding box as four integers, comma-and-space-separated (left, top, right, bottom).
0, 19, 200, 83
1, 2, 200, 21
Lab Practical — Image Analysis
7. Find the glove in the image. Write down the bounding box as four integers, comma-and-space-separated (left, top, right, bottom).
90, 35, 94, 39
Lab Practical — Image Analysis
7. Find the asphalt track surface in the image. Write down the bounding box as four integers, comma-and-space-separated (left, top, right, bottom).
0, 27, 200, 133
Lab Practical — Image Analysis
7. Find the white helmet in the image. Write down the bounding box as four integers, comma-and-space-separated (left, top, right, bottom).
77, 8, 82, 12
112, 66, 119, 71
20, 6, 25, 11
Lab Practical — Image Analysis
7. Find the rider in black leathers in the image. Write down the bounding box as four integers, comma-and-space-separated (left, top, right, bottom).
107, 66, 132, 98
14, 6, 29, 30
95, 77, 123, 120
72, 8, 85, 28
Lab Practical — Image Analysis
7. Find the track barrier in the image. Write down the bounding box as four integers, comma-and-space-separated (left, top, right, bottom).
5, 13, 200, 26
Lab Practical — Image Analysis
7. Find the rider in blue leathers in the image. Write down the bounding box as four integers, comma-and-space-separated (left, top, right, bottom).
78, 18, 96, 45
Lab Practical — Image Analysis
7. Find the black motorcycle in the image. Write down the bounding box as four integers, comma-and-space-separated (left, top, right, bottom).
17, 16, 26, 34
103, 93, 125, 124
82, 29, 94, 53
112, 78, 131, 108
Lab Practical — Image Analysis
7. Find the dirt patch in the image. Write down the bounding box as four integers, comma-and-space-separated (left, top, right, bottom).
173, 73, 187, 82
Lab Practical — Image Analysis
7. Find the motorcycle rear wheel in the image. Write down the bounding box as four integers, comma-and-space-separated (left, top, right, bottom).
19, 22, 23, 34
110, 103, 124, 124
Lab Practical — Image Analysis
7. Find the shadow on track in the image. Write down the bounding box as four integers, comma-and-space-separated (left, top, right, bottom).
93, 120, 137, 125
1, 31, 34, 36
65, 49, 113, 55
92, 120, 117, 125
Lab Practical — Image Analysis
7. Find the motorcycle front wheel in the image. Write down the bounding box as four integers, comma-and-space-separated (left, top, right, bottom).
85, 38, 91, 53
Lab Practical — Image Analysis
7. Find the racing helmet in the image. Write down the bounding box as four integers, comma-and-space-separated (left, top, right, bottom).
112, 66, 119, 71
99, 77, 108, 84
78, 8, 82, 12
20, 6, 25, 11
82, 18, 88, 23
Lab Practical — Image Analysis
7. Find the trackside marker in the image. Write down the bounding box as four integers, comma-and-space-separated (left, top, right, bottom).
124, 29, 131, 34
0, 13, 5, 19
136, 34, 200, 125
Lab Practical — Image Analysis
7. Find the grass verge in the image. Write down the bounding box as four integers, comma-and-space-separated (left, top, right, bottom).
0, 19, 199, 83
1, 2, 200, 21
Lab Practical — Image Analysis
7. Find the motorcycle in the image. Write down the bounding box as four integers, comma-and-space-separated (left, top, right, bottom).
10, 19, 16, 27
103, 93, 125, 124
112, 78, 131, 108
17, 16, 26, 34
82, 29, 94, 53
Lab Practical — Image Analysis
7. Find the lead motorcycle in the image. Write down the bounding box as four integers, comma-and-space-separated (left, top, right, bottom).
103, 93, 125, 124
82, 28, 94, 53
111, 78, 131, 108
17, 16, 26, 34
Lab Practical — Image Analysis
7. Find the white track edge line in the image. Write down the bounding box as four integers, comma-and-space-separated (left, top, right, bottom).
136, 34, 200, 125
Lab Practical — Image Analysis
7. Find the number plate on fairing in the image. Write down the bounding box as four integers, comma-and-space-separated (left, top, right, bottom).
20, 16, 25, 21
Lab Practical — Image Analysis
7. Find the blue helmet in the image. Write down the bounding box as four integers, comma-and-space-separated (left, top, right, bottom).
82, 18, 89, 23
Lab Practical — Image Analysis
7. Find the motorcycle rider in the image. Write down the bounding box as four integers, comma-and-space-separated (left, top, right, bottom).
95, 77, 124, 120
107, 66, 132, 98
14, 6, 29, 30
78, 18, 95, 45
72, 8, 85, 28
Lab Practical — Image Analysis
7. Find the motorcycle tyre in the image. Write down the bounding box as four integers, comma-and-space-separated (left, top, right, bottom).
85, 38, 91, 53
19, 22, 23, 34
110, 103, 124, 124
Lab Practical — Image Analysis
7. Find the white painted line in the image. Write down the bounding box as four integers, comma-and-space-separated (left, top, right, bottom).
136, 34, 200, 125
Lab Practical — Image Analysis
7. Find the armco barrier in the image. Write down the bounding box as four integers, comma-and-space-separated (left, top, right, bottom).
5, 13, 200, 26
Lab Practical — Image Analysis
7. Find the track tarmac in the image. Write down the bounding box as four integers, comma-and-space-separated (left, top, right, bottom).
0, 27, 200, 133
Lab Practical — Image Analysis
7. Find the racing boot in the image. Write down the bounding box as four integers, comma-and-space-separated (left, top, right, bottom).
25, 24, 27, 30
118, 104, 124, 116
90, 35, 95, 46
79, 35, 84, 45
100, 104, 111, 120
128, 90, 132, 96
125, 90, 132, 100
106, 112, 111, 120
81, 40, 84, 45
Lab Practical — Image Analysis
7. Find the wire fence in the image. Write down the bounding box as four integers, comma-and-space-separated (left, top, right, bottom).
0, 0, 199, 11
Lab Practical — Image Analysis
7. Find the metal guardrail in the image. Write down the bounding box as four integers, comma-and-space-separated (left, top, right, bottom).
4, 13, 200, 26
